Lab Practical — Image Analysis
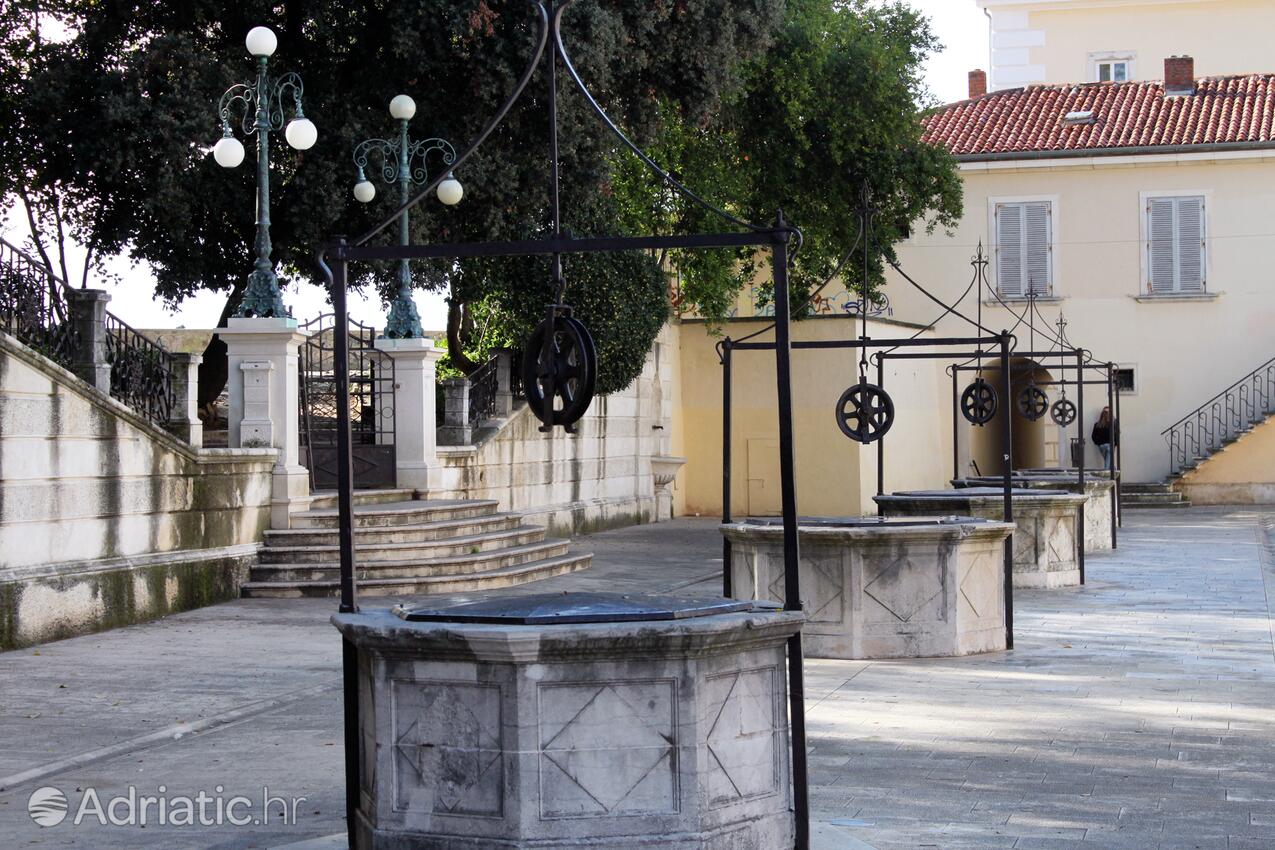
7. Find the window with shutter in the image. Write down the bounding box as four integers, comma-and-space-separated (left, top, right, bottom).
995, 201, 1052, 297
1147, 196, 1205, 294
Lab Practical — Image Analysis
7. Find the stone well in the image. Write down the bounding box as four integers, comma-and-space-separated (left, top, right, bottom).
722, 517, 1013, 660
955, 473, 1117, 552
332, 592, 804, 850
874, 488, 1087, 589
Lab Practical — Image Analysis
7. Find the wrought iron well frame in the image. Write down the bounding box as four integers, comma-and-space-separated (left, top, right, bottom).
316, 2, 815, 846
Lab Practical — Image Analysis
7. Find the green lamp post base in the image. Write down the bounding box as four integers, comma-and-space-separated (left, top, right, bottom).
236, 267, 289, 319
382, 290, 425, 339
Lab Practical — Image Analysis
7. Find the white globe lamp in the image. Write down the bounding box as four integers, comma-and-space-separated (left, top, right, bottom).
244, 26, 277, 58
285, 117, 318, 150
353, 180, 376, 203
213, 135, 245, 168
388, 95, 416, 121
437, 175, 464, 206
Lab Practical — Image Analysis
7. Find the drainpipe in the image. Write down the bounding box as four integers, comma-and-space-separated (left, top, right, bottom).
985, 7, 994, 90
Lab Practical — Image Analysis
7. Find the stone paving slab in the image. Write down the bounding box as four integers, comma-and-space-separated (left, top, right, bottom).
0, 511, 1272, 848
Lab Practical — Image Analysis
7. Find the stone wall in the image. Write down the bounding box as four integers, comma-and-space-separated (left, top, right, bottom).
427, 326, 678, 536
0, 330, 275, 648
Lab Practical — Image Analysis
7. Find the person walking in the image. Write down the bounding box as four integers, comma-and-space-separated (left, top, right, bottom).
1092, 406, 1118, 467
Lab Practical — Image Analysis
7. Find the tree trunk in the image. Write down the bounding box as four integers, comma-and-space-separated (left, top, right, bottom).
446, 297, 479, 375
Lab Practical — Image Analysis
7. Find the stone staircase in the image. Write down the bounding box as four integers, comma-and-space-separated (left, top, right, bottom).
241, 489, 592, 598
1119, 482, 1191, 510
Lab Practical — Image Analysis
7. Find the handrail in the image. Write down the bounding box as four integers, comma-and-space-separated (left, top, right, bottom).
1161, 355, 1275, 474
0, 234, 179, 429
1160, 354, 1275, 436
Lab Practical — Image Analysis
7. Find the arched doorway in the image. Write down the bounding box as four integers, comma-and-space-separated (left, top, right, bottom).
965, 360, 1057, 476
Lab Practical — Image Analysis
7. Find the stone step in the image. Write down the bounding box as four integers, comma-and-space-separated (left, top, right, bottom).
263, 513, 523, 547
251, 539, 572, 582
306, 489, 419, 511
1120, 493, 1190, 508
1120, 482, 1177, 494
241, 552, 593, 598
289, 499, 500, 530
258, 526, 549, 565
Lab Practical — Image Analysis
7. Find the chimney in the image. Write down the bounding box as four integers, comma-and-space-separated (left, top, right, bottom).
969, 69, 988, 99
1165, 55, 1196, 96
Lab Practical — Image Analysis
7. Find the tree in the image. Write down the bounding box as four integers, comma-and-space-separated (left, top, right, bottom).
2, 0, 786, 404
613, 0, 964, 322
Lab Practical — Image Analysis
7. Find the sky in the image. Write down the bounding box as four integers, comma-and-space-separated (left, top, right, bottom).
1, 0, 989, 335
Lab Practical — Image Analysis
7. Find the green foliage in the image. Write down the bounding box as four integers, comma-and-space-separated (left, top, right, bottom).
3, 0, 785, 395
612, 0, 964, 323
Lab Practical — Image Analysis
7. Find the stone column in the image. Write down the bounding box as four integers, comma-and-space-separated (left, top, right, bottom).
373, 337, 444, 491
218, 317, 309, 528
64, 289, 111, 394
167, 352, 204, 447
494, 347, 514, 417
438, 377, 472, 445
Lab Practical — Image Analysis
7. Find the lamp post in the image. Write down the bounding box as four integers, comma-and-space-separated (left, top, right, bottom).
352, 95, 462, 339
213, 25, 318, 319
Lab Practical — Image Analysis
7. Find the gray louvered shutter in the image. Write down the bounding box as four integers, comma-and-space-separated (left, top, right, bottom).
1176, 197, 1205, 292
1147, 199, 1176, 293
1024, 202, 1052, 295
996, 204, 1024, 297
1148, 196, 1205, 293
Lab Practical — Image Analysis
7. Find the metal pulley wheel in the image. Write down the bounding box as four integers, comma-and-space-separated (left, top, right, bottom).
1050, 397, 1077, 427
1016, 385, 1049, 421
835, 381, 895, 444
960, 378, 998, 426
522, 315, 597, 431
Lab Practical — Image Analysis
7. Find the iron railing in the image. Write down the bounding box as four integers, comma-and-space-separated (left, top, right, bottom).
104, 313, 178, 425
1162, 355, 1275, 475
0, 237, 80, 370
467, 355, 499, 425
1, 235, 178, 429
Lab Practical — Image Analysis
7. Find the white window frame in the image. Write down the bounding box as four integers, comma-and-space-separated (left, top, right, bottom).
1089, 51, 1136, 83
1114, 364, 1138, 397
988, 195, 1059, 299
1139, 190, 1210, 296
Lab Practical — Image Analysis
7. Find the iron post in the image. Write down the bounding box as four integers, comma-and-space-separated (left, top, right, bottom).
772, 213, 809, 850
1076, 348, 1086, 584
722, 339, 734, 598
1000, 332, 1014, 649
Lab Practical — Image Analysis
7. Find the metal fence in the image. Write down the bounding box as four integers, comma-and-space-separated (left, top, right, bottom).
104, 313, 178, 426
0, 238, 80, 371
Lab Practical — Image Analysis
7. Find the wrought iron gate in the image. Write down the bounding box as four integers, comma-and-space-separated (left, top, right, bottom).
299, 314, 396, 490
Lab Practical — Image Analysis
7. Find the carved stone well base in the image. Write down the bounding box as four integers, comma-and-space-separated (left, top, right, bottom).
955, 474, 1117, 552
723, 517, 1013, 660
875, 488, 1088, 589
332, 593, 803, 849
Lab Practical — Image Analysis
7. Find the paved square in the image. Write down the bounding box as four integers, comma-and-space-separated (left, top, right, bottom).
0, 508, 1272, 849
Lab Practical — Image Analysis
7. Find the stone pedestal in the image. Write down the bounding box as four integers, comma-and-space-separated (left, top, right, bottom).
875, 488, 1088, 589
332, 593, 803, 850
439, 377, 472, 445
651, 455, 687, 522
374, 337, 444, 491
64, 289, 111, 393
724, 517, 1012, 659
955, 474, 1117, 552
219, 317, 309, 528
167, 352, 204, 447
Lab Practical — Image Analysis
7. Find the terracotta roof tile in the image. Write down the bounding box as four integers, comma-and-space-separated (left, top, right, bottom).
922, 75, 1275, 157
